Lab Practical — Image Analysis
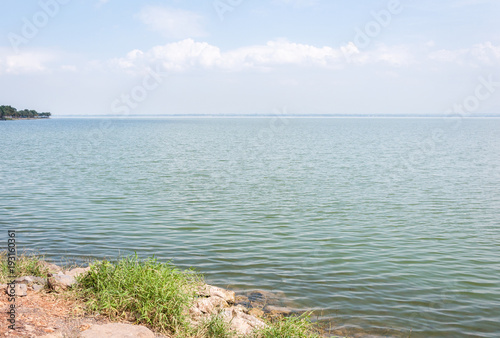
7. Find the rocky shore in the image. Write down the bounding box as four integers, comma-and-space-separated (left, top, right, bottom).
1, 260, 303, 337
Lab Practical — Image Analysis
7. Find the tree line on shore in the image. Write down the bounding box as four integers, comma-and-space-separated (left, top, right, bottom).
0, 105, 51, 120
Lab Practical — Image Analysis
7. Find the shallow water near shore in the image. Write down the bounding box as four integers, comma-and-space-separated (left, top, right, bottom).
1, 117, 500, 337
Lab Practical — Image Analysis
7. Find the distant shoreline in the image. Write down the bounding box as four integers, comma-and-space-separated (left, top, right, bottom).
0, 117, 51, 121
52, 114, 500, 119
0, 105, 51, 120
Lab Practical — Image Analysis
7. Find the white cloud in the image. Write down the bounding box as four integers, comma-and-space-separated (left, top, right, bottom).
0, 49, 58, 74
112, 40, 500, 74
428, 42, 500, 66
137, 6, 206, 39
370, 45, 416, 67
226, 40, 342, 68
342, 43, 415, 67
6, 40, 497, 78
111, 39, 344, 73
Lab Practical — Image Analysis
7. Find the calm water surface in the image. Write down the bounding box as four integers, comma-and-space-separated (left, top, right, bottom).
1, 118, 499, 337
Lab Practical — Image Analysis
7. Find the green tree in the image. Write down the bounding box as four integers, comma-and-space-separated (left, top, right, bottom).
1, 105, 50, 120
0, 105, 17, 119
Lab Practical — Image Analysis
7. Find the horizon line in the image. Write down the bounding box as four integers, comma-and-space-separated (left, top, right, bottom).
53, 114, 500, 119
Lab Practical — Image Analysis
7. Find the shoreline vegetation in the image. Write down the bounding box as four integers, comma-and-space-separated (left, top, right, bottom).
0, 105, 51, 120
0, 252, 336, 337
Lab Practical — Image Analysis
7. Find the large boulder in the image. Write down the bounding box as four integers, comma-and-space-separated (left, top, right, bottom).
64, 267, 91, 278
47, 273, 76, 292
198, 284, 235, 304
191, 296, 229, 316
222, 306, 267, 336
80, 323, 155, 338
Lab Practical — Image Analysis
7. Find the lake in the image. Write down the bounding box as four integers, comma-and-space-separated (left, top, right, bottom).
1, 117, 499, 337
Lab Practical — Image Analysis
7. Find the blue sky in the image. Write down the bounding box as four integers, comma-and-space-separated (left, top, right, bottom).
1, 0, 499, 116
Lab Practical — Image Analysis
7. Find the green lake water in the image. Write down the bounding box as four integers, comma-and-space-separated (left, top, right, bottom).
1, 117, 499, 337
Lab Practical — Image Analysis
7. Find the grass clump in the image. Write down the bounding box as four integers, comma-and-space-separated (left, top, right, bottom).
0, 251, 50, 283
254, 312, 323, 338
75, 254, 203, 335
190, 313, 233, 338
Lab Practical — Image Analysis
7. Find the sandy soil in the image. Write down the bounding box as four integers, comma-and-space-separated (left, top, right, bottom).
0, 287, 110, 337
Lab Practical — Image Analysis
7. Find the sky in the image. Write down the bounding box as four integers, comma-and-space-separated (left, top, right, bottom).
0, 0, 499, 116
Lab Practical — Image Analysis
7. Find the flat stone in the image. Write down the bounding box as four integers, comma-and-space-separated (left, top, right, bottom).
32, 284, 45, 292
198, 285, 235, 304
15, 283, 28, 297
64, 267, 90, 278
47, 274, 76, 291
80, 323, 155, 338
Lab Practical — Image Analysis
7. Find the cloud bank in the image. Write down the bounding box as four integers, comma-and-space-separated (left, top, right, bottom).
110, 39, 500, 74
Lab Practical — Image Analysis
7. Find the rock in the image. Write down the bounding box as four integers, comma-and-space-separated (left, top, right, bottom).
198, 284, 235, 304
235, 295, 249, 303
264, 305, 292, 316
249, 308, 264, 317
191, 296, 229, 316
222, 307, 267, 336
4, 283, 28, 296
234, 304, 249, 313
47, 273, 76, 292
14, 276, 46, 286
235, 295, 251, 309
247, 290, 281, 308
15, 283, 28, 297
64, 267, 90, 278
34, 276, 47, 284
34, 276, 47, 285
80, 323, 155, 338
32, 284, 45, 292
36, 261, 62, 274
14, 276, 34, 285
